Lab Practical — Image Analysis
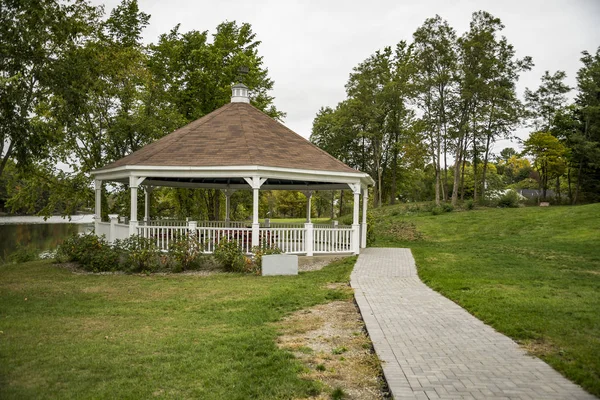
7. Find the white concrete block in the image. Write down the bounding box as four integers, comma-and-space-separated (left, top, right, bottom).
262, 254, 298, 276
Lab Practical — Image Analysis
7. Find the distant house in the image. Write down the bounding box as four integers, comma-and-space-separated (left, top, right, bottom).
517, 189, 556, 200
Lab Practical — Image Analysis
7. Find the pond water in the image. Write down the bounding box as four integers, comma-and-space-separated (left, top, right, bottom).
0, 215, 95, 261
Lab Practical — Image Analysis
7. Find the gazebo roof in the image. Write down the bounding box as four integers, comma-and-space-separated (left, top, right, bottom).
99, 102, 356, 174
93, 84, 374, 190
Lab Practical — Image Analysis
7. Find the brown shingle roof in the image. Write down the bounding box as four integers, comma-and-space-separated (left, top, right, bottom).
99, 102, 358, 174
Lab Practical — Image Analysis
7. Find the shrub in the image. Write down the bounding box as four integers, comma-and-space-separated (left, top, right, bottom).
8, 246, 39, 263
431, 206, 444, 215
465, 199, 475, 210
366, 211, 376, 246
168, 232, 204, 271
442, 203, 454, 213
498, 190, 521, 208
213, 237, 245, 272
114, 235, 160, 273
56, 233, 118, 272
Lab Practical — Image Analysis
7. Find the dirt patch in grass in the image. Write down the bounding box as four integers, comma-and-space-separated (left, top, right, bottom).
522, 338, 559, 358
277, 299, 388, 399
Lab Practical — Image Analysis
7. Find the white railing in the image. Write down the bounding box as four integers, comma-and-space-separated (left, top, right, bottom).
198, 220, 249, 228
137, 225, 188, 251
313, 227, 353, 253
198, 227, 253, 254
142, 219, 188, 227
259, 228, 306, 254
96, 222, 111, 238
102, 218, 356, 255
265, 222, 304, 229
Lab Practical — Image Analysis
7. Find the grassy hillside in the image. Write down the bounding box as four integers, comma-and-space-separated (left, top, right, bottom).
372, 203, 600, 396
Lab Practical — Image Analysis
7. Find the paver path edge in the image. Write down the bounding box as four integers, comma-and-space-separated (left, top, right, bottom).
351, 248, 596, 400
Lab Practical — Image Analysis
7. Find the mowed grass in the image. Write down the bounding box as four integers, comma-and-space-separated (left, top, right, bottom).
373, 203, 600, 396
0, 257, 356, 399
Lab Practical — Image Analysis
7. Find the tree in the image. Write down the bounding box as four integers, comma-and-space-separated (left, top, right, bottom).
522, 132, 567, 199
413, 15, 458, 204
525, 71, 571, 132
451, 11, 531, 204
0, 0, 100, 179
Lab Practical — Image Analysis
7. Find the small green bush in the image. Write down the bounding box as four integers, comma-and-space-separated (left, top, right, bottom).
168, 232, 204, 271
331, 387, 347, 400
442, 203, 454, 213
213, 237, 245, 272
465, 199, 475, 210
431, 206, 444, 215
366, 211, 375, 246
114, 235, 160, 273
8, 246, 39, 263
56, 233, 119, 272
498, 190, 521, 208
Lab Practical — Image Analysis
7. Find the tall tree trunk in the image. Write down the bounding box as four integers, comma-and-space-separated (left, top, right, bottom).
437, 132, 444, 202
339, 190, 344, 217
555, 177, 561, 203
0, 141, 15, 179
390, 132, 398, 205
481, 133, 492, 201
443, 137, 448, 202
567, 167, 572, 204
473, 141, 478, 202
460, 135, 469, 201
573, 161, 583, 205
451, 136, 463, 206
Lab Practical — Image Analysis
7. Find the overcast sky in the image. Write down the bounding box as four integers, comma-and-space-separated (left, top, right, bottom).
95, 0, 600, 154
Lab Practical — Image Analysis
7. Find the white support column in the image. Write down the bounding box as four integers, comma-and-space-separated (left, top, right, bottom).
144, 186, 153, 223
224, 189, 236, 224
94, 179, 102, 234
244, 177, 266, 249
361, 187, 368, 249
350, 183, 361, 255
302, 190, 313, 223
129, 176, 145, 236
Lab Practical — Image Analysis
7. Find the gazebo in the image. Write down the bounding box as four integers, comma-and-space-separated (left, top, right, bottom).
91, 84, 374, 255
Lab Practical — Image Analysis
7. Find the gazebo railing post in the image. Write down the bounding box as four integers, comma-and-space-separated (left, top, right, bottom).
361, 186, 368, 249
305, 222, 314, 256
94, 179, 102, 235
350, 183, 361, 255
129, 176, 145, 237
108, 214, 119, 244
244, 177, 266, 250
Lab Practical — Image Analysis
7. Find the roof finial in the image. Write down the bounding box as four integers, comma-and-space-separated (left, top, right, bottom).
231, 66, 250, 103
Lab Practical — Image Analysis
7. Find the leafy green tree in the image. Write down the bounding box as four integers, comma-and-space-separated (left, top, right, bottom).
413, 15, 458, 204
523, 132, 567, 199
525, 71, 572, 132
0, 0, 99, 178
572, 48, 600, 203
451, 11, 531, 204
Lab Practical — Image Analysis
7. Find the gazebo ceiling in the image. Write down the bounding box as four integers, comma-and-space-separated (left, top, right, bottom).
140, 176, 352, 190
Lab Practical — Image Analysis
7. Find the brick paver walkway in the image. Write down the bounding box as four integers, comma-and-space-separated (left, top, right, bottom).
351, 248, 596, 400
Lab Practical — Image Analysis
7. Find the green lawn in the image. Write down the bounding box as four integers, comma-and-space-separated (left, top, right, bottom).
373, 203, 600, 396
0, 258, 356, 399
